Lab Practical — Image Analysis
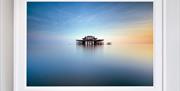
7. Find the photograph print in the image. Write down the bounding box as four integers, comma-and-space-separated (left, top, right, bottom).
27, 2, 153, 86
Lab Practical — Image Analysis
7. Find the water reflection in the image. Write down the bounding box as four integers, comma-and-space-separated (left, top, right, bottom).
27, 43, 153, 86
76, 44, 104, 55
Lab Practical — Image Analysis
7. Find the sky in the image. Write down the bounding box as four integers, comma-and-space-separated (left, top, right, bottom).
27, 2, 153, 45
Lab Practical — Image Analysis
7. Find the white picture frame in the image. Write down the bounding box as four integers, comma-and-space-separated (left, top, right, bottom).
12, 0, 178, 91
0, 0, 179, 91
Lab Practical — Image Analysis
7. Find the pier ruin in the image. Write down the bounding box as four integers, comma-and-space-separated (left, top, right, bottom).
76, 36, 104, 46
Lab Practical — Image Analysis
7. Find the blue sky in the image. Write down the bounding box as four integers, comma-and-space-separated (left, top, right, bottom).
27, 2, 153, 45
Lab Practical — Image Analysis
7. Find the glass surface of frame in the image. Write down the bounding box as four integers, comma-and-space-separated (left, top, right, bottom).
27, 1, 153, 86
14, 0, 163, 91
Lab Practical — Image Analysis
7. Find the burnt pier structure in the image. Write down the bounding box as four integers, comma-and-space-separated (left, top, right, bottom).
76, 36, 104, 46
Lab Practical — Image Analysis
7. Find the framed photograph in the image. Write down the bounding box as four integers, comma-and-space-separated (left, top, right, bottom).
14, 0, 163, 91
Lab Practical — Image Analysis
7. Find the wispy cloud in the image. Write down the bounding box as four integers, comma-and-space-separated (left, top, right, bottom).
27, 2, 153, 44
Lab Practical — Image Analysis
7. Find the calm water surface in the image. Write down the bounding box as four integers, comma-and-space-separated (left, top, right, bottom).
27, 43, 153, 86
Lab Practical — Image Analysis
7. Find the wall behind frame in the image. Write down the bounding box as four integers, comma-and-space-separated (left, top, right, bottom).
0, 0, 179, 91
164, 0, 180, 91
0, 0, 13, 91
